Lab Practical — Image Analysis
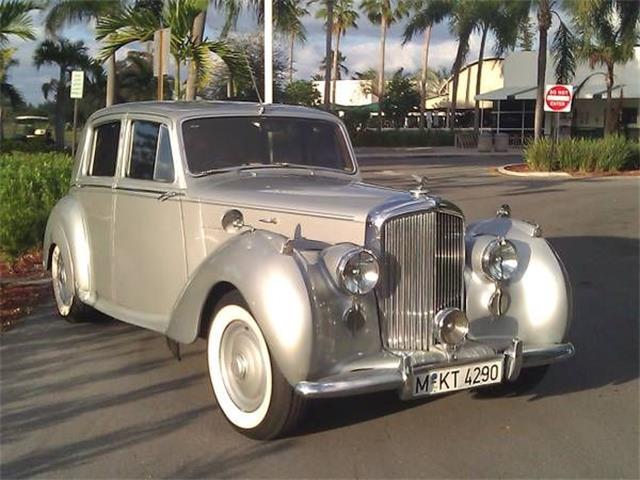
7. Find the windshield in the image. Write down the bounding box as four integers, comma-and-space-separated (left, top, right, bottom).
182, 116, 355, 175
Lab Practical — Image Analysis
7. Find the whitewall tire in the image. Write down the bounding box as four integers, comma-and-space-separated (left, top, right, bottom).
206, 291, 305, 439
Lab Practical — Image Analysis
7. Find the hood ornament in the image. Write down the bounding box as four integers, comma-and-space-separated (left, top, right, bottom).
409, 174, 430, 198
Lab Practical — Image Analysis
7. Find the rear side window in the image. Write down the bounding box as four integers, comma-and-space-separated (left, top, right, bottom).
128, 121, 174, 182
91, 122, 120, 176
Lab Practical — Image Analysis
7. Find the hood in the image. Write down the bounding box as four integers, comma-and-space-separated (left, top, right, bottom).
187, 170, 408, 223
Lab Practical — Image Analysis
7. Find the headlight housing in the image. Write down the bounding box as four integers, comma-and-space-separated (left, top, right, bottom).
337, 248, 380, 295
482, 238, 518, 282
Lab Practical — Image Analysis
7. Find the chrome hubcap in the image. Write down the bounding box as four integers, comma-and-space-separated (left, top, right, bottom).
52, 247, 73, 314
219, 320, 267, 413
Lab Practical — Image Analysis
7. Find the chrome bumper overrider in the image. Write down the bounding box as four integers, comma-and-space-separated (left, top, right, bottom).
295, 341, 575, 399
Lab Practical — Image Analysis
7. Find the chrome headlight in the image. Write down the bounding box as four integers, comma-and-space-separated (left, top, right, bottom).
482, 238, 518, 282
337, 249, 380, 295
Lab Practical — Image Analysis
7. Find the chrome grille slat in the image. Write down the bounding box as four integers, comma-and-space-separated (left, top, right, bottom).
378, 210, 464, 351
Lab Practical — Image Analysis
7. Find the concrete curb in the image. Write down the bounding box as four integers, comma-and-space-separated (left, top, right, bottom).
0, 276, 51, 287
497, 164, 572, 178
357, 150, 522, 159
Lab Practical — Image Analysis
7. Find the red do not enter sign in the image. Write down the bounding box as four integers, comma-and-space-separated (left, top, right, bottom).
544, 84, 574, 113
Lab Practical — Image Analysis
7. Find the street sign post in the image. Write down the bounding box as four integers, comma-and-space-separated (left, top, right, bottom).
70, 71, 84, 156
154, 28, 171, 101
545, 84, 574, 141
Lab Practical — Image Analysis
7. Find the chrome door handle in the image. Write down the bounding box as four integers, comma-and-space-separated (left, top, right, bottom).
157, 191, 180, 202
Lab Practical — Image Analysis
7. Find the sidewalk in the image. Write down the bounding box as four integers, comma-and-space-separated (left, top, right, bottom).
354, 146, 523, 158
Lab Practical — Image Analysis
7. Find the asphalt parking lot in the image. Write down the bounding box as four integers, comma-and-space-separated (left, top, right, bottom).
1, 152, 638, 478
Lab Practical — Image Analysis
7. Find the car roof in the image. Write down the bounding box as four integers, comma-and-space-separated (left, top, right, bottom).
89, 101, 339, 123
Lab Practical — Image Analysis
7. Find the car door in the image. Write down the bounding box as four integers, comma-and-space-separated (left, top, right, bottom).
76, 118, 122, 304
112, 116, 187, 332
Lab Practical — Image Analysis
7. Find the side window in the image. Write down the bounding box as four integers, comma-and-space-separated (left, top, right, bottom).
129, 121, 174, 182
91, 122, 120, 176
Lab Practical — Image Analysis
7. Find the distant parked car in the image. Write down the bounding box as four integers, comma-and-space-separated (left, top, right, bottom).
44, 101, 574, 439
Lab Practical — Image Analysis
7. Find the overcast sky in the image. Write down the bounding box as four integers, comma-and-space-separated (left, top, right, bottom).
8, 5, 528, 105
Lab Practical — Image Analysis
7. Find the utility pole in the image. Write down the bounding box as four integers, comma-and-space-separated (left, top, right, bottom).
264, 0, 273, 104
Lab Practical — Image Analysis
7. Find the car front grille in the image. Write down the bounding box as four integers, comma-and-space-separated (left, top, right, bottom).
377, 210, 465, 351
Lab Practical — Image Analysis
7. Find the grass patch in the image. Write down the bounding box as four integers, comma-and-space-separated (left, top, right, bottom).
0, 152, 73, 258
524, 136, 639, 173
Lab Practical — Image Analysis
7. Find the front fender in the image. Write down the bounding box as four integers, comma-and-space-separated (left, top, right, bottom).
43, 194, 94, 304
465, 217, 572, 346
167, 230, 314, 385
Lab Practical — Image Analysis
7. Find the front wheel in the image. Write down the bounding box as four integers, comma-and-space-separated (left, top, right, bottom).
207, 292, 305, 440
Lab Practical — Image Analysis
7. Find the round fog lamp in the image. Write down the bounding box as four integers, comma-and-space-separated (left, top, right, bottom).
338, 249, 380, 295
435, 308, 469, 346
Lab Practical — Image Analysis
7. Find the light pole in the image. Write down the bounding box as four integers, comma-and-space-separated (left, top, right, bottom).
264, 0, 273, 104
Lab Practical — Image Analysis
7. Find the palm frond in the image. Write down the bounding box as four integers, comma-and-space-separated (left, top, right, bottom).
552, 18, 576, 83
0, 0, 38, 44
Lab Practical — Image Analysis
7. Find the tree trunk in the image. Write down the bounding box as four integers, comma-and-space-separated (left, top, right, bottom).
604, 62, 616, 135
55, 67, 66, 150
106, 54, 116, 107
377, 16, 387, 132
332, 29, 341, 106
419, 25, 432, 131
473, 26, 488, 136
288, 31, 295, 84
534, 0, 551, 140
323, 0, 334, 110
186, 10, 207, 101
174, 56, 181, 100
449, 35, 467, 132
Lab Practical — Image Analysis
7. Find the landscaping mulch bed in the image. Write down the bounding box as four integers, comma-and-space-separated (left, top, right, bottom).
504, 163, 640, 177
1, 250, 51, 333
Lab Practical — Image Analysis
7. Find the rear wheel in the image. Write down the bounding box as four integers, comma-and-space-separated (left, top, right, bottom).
51, 245, 92, 322
206, 291, 305, 440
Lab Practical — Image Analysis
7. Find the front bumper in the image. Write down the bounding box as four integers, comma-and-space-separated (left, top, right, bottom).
295, 341, 575, 399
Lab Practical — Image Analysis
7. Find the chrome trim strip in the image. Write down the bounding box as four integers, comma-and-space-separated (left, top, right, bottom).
295, 369, 403, 398
522, 342, 575, 367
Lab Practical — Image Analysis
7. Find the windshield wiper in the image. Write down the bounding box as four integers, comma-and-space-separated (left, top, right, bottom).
193, 162, 314, 177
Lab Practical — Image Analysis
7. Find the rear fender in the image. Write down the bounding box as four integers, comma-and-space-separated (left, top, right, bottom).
43, 195, 94, 304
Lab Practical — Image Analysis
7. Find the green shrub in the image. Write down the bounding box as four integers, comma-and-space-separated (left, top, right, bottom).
1, 139, 59, 154
352, 129, 455, 147
524, 136, 638, 173
0, 152, 73, 257
524, 137, 555, 171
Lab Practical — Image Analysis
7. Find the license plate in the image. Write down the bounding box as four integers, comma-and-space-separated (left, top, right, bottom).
412, 359, 503, 397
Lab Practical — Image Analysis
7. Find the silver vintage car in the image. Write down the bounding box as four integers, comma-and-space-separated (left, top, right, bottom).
44, 101, 574, 439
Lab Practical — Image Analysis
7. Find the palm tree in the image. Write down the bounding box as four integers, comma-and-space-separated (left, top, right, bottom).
533, 0, 552, 139
317, 0, 358, 105
471, 0, 529, 135
0, 0, 40, 45
405, 0, 477, 131
277, 1, 308, 84
44, 0, 130, 108
97, 0, 247, 101
403, 0, 450, 131
1, 48, 26, 142
33, 39, 93, 149
572, 0, 639, 135
360, 0, 407, 130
